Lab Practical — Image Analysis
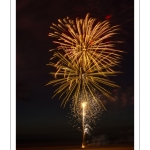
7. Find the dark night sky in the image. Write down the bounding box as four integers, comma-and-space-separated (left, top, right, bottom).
16, 0, 134, 146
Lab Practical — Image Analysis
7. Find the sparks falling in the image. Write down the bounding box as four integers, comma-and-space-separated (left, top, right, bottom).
67, 92, 104, 147
70, 92, 104, 127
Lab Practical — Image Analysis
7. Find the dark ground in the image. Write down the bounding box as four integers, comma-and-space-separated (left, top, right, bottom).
16, 144, 134, 150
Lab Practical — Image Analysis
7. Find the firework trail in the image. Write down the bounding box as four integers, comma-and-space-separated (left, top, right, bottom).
67, 92, 104, 147
69, 92, 104, 127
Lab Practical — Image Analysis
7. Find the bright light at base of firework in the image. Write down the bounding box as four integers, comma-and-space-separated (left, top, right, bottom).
81, 143, 85, 149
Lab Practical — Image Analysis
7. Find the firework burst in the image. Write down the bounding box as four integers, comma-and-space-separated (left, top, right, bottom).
48, 13, 123, 72
47, 13, 123, 109
46, 52, 120, 109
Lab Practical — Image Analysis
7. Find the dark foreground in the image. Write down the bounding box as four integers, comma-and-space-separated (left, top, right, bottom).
16, 145, 134, 150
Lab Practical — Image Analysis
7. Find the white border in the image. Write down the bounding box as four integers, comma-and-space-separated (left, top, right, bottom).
140, 0, 150, 150
11, 0, 16, 150
0, 0, 11, 150
8, 0, 139, 150
135, 0, 140, 150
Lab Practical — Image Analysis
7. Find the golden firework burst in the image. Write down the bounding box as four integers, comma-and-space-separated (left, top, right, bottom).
46, 52, 120, 109
46, 13, 123, 109
48, 13, 123, 72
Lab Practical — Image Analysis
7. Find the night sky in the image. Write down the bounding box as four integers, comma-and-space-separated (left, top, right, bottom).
16, 0, 134, 146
